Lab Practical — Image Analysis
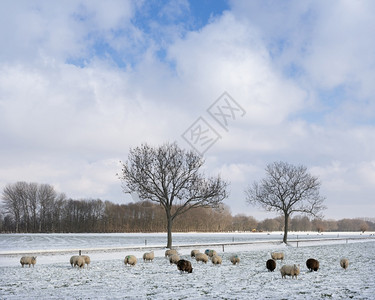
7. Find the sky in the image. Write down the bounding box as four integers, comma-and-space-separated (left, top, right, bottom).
0, 0, 374, 221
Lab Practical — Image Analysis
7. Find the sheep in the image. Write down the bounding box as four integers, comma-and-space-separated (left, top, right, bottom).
20, 256, 37, 268
70, 255, 79, 267
340, 258, 349, 270
191, 250, 200, 257
81, 255, 91, 268
204, 249, 217, 257
271, 252, 284, 260
230, 255, 240, 265
211, 255, 222, 265
143, 251, 154, 262
266, 259, 276, 272
195, 253, 209, 264
280, 264, 300, 279
74, 256, 85, 268
306, 258, 319, 272
177, 259, 193, 273
165, 249, 178, 258
124, 255, 137, 266
169, 254, 180, 265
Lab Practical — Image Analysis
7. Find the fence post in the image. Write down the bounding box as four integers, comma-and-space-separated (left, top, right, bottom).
222, 244, 225, 252
145, 239, 147, 246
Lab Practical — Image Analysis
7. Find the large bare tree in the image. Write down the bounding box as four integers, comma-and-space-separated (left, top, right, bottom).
118, 142, 229, 248
245, 161, 325, 243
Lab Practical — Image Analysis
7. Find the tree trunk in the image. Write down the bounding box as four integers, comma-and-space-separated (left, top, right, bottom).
166, 215, 173, 249
283, 213, 289, 244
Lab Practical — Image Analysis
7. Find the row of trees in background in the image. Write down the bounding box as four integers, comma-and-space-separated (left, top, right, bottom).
1, 181, 374, 233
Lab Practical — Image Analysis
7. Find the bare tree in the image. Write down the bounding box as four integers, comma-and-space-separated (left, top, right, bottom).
27, 183, 39, 232
245, 161, 325, 243
118, 142, 229, 248
38, 184, 57, 232
2, 183, 22, 232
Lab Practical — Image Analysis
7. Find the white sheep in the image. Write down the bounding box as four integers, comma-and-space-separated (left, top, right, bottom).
70, 255, 90, 268
70, 255, 79, 267
143, 251, 154, 262
20, 256, 37, 268
280, 264, 300, 279
74, 256, 85, 268
169, 254, 180, 265
124, 255, 137, 266
204, 249, 217, 257
191, 250, 200, 257
230, 255, 240, 265
165, 249, 178, 257
271, 252, 284, 260
195, 253, 209, 264
81, 255, 91, 268
340, 258, 349, 270
211, 255, 222, 265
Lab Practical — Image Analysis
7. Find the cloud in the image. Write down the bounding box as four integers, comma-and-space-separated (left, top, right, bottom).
0, 1, 374, 221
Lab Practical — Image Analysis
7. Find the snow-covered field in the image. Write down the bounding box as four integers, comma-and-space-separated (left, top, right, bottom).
0, 232, 374, 299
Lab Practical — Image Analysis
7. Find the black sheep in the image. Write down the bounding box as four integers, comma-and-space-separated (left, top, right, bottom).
266, 259, 276, 272
306, 258, 320, 271
177, 259, 193, 273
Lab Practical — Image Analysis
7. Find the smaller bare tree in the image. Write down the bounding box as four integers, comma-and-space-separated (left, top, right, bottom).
245, 161, 326, 243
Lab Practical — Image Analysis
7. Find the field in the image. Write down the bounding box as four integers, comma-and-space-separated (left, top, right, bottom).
0, 232, 374, 299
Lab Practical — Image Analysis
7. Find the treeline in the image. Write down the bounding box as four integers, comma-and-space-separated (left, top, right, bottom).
1, 182, 375, 233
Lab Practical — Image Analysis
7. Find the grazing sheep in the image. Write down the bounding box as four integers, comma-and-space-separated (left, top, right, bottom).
340, 258, 349, 270
74, 256, 85, 268
143, 251, 154, 262
124, 255, 137, 266
195, 253, 209, 264
266, 259, 276, 272
169, 254, 180, 265
70, 255, 79, 267
165, 249, 178, 257
20, 256, 37, 268
280, 264, 300, 279
191, 250, 200, 257
230, 255, 240, 265
271, 252, 284, 260
211, 255, 222, 265
177, 259, 193, 273
204, 249, 217, 257
81, 255, 91, 268
306, 258, 319, 272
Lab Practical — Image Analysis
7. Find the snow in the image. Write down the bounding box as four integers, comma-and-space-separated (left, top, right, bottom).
0, 232, 374, 299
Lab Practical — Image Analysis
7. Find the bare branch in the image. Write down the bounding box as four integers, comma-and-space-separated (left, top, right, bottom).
245, 161, 326, 243
118, 142, 229, 247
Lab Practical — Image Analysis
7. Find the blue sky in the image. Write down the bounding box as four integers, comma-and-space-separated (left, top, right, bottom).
0, 0, 374, 221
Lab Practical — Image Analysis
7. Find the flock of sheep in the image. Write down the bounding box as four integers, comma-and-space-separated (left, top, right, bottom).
19, 249, 350, 278
265, 252, 349, 279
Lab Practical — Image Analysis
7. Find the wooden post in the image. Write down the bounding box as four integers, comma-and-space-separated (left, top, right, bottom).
222, 244, 225, 252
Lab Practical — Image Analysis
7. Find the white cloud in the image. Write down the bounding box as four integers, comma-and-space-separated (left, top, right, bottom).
0, 1, 374, 220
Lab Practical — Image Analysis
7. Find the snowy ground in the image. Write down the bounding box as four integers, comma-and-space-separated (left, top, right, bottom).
0, 232, 374, 299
